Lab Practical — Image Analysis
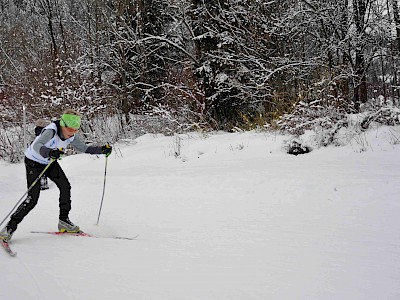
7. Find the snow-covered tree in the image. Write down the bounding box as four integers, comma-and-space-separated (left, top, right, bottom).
189, 0, 283, 129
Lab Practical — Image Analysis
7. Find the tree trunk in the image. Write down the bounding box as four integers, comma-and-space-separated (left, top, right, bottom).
352, 0, 368, 110
390, 0, 400, 101
392, 0, 400, 52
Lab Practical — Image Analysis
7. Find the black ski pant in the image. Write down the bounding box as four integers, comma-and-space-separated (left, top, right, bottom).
7, 157, 71, 232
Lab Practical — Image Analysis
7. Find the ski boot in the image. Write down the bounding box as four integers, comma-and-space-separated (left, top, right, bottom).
58, 218, 80, 233
0, 227, 14, 242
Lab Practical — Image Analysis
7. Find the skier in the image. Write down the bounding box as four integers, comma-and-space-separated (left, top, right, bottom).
0, 109, 112, 242
34, 119, 50, 190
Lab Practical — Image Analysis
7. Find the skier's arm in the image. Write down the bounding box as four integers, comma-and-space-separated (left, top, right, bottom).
70, 134, 103, 154
32, 129, 56, 158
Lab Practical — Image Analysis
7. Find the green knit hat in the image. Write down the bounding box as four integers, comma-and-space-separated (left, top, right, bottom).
60, 113, 81, 129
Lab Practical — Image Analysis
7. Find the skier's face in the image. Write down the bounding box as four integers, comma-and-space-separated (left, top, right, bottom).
61, 126, 78, 138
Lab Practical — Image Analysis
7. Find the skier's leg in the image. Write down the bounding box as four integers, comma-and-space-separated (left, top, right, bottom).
46, 161, 71, 220
46, 162, 80, 232
7, 157, 43, 232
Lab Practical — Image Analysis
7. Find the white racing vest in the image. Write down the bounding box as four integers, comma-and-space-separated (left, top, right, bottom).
25, 123, 75, 165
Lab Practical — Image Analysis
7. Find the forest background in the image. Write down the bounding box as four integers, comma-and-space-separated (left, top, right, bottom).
1, 0, 400, 162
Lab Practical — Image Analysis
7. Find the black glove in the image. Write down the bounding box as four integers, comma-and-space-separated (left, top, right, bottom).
48, 148, 65, 159
101, 144, 112, 157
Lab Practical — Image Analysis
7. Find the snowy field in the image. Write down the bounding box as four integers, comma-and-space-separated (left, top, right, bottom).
1, 127, 400, 300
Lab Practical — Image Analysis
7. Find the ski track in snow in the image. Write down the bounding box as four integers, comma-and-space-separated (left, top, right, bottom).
1, 129, 400, 299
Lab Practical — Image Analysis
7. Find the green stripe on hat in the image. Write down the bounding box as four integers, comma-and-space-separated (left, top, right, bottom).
60, 114, 81, 129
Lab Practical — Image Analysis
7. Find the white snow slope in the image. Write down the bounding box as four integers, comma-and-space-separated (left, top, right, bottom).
1, 128, 400, 300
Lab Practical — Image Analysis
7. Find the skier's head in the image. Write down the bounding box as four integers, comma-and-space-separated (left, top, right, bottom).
60, 109, 81, 129
60, 109, 81, 138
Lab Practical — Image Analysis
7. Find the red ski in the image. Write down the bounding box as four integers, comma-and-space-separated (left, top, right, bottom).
1, 240, 17, 257
30, 231, 138, 240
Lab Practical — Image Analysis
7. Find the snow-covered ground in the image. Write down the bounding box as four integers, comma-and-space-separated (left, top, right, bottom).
1, 127, 400, 300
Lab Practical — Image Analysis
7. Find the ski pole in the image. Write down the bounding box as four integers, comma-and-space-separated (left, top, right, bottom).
0, 158, 56, 227
96, 155, 108, 225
